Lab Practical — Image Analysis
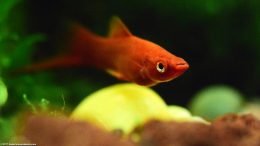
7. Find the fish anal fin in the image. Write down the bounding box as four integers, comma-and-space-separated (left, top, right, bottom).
109, 16, 132, 38
106, 69, 128, 81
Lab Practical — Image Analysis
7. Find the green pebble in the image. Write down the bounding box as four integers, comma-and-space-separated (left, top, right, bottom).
189, 85, 244, 120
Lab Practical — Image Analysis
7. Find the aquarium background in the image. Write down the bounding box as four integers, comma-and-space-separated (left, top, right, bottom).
0, 0, 260, 139
26, 0, 260, 103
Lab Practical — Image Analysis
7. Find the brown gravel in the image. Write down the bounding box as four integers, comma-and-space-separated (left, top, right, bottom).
19, 114, 260, 146
20, 114, 135, 146
138, 114, 260, 146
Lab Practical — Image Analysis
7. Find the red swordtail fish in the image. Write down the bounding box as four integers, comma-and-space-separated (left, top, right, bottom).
21, 17, 189, 86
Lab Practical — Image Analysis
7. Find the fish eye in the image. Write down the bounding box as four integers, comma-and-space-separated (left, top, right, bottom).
156, 62, 165, 73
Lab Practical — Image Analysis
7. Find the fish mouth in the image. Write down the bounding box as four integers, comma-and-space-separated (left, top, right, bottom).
175, 62, 189, 71
170, 62, 189, 79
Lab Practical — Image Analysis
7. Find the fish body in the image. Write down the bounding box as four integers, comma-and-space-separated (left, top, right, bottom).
23, 17, 189, 86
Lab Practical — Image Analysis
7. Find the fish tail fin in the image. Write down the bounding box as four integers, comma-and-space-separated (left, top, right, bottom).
15, 23, 99, 74
14, 55, 83, 73
14, 23, 99, 73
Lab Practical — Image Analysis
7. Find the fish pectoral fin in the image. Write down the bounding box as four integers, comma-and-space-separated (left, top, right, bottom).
106, 69, 128, 81
139, 67, 148, 79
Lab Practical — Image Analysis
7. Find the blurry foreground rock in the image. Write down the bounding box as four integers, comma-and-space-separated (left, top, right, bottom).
19, 113, 260, 146
138, 114, 260, 146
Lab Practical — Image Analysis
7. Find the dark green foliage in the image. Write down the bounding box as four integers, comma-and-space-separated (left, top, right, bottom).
0, 0, 20, 22
0, 0, 102, 141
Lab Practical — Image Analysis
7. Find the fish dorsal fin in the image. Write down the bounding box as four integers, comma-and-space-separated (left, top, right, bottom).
109, 16, 132, 38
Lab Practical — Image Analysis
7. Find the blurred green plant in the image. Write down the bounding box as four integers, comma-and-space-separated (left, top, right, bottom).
0, 0, 62, 141
0, 78, 7, 107
0, 0, 45, 69
0, 117, 15, 142
0, 0, 20, 22
0, 34, 46, 73
0, 0, 101, 119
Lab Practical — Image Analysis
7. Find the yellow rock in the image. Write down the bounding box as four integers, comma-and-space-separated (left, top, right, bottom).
71, 83, 171, 134
168, 105, 209, 124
